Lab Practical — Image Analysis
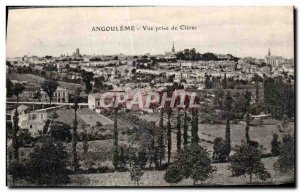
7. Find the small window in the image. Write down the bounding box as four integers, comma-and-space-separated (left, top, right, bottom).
30, 125, 32, 129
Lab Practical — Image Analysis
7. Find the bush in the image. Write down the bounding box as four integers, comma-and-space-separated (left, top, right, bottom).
164, 164, 183, 185
212, 137, 227, 163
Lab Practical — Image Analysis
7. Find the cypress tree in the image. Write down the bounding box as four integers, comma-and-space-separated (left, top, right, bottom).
191, 110, 199, 144
112, 107, 119, 171
183, 111, 188, 146
224, 91, 232, 159
176, 110, 182, 151
167, 110, 172, 165
157, 109, 165, 167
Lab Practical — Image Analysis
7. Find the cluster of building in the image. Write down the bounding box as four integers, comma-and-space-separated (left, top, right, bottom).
7, 46, 294, 137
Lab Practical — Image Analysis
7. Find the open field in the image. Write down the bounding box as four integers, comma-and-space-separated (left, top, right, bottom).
8, 73, 84, 91
68, 157, 294, 186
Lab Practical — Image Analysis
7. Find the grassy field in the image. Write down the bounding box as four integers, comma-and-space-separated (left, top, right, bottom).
68, 157, 294, 186
8, 73, 83, 91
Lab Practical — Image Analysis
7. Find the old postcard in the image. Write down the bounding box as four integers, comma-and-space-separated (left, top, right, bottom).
6, 6, 295, 187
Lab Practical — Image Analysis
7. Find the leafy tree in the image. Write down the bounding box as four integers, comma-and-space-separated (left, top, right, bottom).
274, 135, 294, 173
202, 52, 218, 61
127, 147, 144, 186
94, 76, 105, 89
41, 79, 59, 104
164, 164, 183, 186
271, 133, 281, 156
6, 79, 14, 98
230, 141, 271, 184
81, 70, 94, 94
32, 90, 42, 110
25, 138, 70, 185
49, 111, 59, 121
212, 137, 227, 162
49, 122, 72, 142
8, 160, 26, 186
96, 121, 102, 127
176, 144, 216, 185
13, 83, 25, 104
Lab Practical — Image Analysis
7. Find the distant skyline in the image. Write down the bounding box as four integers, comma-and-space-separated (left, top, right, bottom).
6, 7, 294, 59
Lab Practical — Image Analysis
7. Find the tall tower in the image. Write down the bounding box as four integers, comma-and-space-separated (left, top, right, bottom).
268, 48, 271, 56
76, 48, 80, 56
172, 42, 175, 53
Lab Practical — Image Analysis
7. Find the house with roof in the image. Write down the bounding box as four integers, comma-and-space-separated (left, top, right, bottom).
11, 105, 48, 137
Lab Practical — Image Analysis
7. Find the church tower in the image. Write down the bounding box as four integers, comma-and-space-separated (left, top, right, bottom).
172, 42, 175, 52
268, 48, 271, 56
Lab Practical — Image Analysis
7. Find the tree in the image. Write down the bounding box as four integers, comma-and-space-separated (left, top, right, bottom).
212, 137, 227, 162
230, 141, 271, 184
176, 110, 182, 151
157, 109, 165, 167
164, 164, 183, 186
82, 131, 89, 154
11, 109, 20, 160
175, 144, 216, 185
191, 110, 199, 144
224, 91, 233, 159
41, 79, 59, 104
94, 76, 105, 89
118, 146, 126, 170
127, 147, 144, 186
223, 73, 227, 89
166, 110, 172, 165
244, 90, 252, 142
13, 83, 25, 104
6, 79, 14, 98
8, 159, 26, 186
49, 111, 59, 122
71, 88, 81, 173
25, 138, 70, 185
81, 70, 94, 94
32, 90, 42, 110
183, 112, 189, 146
49, 122, 71, 142
252, 74, 263, 104
274, 135, 294, 173
271, 133, 281, 156
112, 107, 119, 170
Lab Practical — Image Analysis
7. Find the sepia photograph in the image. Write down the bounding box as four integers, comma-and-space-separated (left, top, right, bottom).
5, 6, 295, 187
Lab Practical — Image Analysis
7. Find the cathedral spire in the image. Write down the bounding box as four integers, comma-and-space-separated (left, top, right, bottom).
172, 42, 175, 52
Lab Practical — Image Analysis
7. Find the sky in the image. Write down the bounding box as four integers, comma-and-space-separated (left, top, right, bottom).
6, 7, 294, 59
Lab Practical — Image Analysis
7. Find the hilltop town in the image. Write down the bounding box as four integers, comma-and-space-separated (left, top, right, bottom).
6, 45, 295, 186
